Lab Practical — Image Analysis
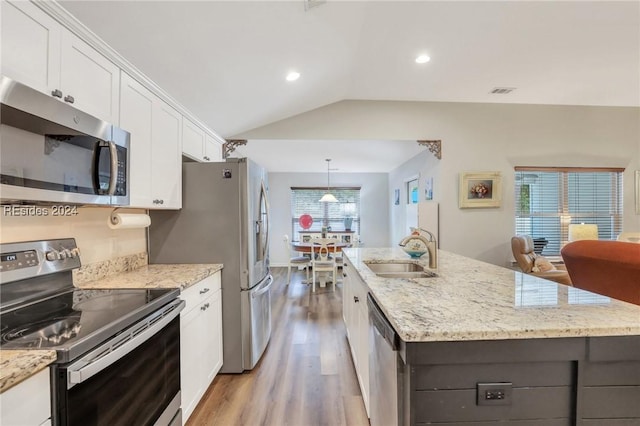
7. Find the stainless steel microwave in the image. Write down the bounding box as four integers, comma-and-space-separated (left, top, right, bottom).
0, 76, 130, 206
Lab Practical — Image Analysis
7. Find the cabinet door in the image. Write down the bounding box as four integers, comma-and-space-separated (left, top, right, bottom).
0, 368, 51, 426
152, 101, 182, 209
1, 0, 61, 95
120, 73, 181, 209
203, 288, 223, 383
182, 118, 205, 161
120, 73, 154, 207
356, 295, 370, 414
204, 134, 223, 162
180, 300, 205, 423
343, 259, 370, 415
60, 30, 120, 123
342, 263, 354, 341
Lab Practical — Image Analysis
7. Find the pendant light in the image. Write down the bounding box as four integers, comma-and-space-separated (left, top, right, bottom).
319, 159, 338, 203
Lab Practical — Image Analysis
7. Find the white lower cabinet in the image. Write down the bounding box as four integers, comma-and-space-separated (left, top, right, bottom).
342, 257, 370, 416
0, 368, 51, 426
180, 272, 223, 424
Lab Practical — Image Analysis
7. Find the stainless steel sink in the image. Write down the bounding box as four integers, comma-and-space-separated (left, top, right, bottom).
365, 262, 425, 273
375, 271, 437, 279
364, 262, 437, 279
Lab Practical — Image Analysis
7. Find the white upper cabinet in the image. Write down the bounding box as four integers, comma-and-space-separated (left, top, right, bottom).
182, 118, 206, 161
204, 133, 224, 162
152, 101, 182, 208
60, 30, 120, 124
1, 0, 119, 124
120, 73, 182, 209
1, 0, 61, 95
183, 118, 224, 162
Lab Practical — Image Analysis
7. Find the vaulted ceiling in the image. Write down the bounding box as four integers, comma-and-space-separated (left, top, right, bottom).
59, 1, 640, 172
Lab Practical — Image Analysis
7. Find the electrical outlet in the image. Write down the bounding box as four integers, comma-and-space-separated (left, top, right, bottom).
477, 382, 513, 406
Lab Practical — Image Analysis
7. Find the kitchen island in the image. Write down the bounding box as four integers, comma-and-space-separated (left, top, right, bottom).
342, 247, 640, 425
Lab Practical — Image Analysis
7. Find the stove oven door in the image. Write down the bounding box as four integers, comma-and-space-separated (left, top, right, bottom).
52, 300, 184, 426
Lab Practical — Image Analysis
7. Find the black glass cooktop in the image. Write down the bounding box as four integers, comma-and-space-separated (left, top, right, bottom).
0, 287, 178, 362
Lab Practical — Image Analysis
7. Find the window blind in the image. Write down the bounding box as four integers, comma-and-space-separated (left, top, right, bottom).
290, 188, 361, 237
514, 168, 623, 255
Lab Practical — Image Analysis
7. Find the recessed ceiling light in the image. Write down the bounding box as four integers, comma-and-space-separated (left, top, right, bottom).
286, 71, 300, 82
415, 54, 431, 64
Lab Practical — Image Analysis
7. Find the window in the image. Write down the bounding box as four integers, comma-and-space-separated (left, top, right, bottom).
514, 167, 623, 255
291, 187, 361, 236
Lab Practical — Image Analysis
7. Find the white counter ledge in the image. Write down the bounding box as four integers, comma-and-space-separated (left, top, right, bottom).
343, 247, 640, 343
74, 264, 223, 290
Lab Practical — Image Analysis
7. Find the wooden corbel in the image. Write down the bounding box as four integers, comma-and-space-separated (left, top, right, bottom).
223, 139, 247, 159
417, 140, 442, 160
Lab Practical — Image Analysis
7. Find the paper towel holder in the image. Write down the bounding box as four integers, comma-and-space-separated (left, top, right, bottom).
109, 208, 123, 226
108, 208, 151, 230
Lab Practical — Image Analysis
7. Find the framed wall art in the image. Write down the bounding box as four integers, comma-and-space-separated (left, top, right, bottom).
459, 171, 502, 208
424, 176, 433, 200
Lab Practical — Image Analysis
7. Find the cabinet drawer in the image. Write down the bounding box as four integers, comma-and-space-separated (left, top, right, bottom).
413, 362, 573, 390
414, 386, 572, 423
581, 386, 640, 419
581, 361, 640, 386
181, 273, 221, 313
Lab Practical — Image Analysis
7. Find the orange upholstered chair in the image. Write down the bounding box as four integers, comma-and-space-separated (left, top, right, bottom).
561, 240, 640, 306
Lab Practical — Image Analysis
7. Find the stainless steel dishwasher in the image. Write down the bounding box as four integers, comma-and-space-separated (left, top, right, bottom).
368, 294, 402, 426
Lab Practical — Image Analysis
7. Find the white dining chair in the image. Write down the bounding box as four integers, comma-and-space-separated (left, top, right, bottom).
284, 235, 311, 285
310, 237, 337, 292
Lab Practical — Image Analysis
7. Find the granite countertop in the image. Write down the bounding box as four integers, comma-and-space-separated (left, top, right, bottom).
74, 263, 223, 290
343, 247, 640, 343
0, 350, 57, 393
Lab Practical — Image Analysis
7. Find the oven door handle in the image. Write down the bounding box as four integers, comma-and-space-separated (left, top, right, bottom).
66, 299, 185, 389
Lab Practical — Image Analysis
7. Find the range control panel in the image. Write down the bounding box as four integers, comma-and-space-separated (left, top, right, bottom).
0, 250, 39, 272
0, 238, 81, 284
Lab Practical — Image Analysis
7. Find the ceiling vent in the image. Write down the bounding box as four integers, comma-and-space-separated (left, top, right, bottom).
490, 87, 516, 94
304, 0, 326, 11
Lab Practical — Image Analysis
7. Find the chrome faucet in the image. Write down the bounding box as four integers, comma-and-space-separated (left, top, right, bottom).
399, 227, 438, 270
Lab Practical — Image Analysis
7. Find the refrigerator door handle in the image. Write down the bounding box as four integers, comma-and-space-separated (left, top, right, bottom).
260, 181, 270, 260
251, 275, 273, 298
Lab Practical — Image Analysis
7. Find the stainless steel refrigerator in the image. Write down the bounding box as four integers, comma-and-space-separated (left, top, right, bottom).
148, 158, 272, 373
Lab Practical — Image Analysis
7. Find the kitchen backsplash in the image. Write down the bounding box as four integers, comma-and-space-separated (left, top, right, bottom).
0, 206, 147, 264
73, 252, 148, 285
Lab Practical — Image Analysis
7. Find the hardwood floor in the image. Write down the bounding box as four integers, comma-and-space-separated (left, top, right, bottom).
186, 267, 369, 426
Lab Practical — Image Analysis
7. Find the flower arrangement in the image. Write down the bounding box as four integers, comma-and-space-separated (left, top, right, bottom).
470, 182, 489, 198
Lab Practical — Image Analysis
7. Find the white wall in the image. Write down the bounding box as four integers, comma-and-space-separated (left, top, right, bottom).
268, 172, 388, 266
239, 100, 640, 266
388, 150, 441, 247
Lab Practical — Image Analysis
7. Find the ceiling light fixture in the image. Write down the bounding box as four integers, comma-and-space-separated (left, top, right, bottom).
415, 54, 431, 64
286, 71, 301, 82
319, 159, 338, 203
